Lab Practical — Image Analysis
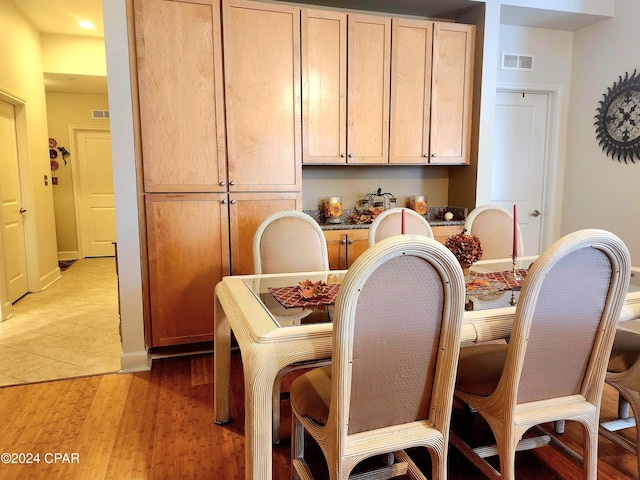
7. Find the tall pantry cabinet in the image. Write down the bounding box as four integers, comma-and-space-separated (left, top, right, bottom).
133, 0, 301, 347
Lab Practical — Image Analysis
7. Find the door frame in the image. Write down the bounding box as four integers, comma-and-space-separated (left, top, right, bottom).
68, 125, 112, 259
495, 83, 563, 253
0, 89, 37, 320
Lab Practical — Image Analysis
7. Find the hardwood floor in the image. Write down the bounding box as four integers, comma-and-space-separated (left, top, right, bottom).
0, 351, 637, 479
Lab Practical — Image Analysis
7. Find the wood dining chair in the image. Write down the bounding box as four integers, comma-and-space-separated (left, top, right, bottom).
464, 204, 524, 259
290, 235, 466, 479
253, 209, 331, 444
368, 207, 434, 247
450, 229, 631, 480
599, 327, 640, 476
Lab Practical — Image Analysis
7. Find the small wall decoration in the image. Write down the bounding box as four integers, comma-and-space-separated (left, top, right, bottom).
594, 69, 640, 164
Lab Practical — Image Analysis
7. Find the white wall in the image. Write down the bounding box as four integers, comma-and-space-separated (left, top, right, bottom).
495, 24, 573, 247
0, 0, 60, 313
102, 0, 149, 372
563, 0, 640, 264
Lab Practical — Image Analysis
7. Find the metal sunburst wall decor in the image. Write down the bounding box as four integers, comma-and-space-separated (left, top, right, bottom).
594, 69, 640, 164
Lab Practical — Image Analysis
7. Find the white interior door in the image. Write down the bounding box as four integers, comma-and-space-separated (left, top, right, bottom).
73, 128, 115, 257
491, 91, 548, 255
0, 100, 28, 302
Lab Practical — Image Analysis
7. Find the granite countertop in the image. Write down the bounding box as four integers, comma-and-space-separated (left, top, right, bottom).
305, 206, 467, 231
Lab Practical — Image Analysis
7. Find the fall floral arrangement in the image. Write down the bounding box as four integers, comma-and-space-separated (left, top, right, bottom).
445, 233, 483, 267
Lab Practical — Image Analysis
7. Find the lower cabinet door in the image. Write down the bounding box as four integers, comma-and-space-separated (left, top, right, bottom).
324, 229, 369, 270
145, 193, 230, 347
228, 192, 301, 276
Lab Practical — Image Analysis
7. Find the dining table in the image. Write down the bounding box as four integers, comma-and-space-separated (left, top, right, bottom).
213, 256, 640, 480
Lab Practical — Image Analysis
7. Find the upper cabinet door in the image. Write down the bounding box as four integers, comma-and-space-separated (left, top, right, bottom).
430, 22, 475, 165
222, 0, 302, 192
301, 9, 347, 164
347, 14, 391, 164
134, 0, 227, 192
389, 18, 433, 164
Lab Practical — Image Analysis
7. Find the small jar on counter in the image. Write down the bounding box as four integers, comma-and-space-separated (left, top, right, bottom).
408, 195, 427, 215
323, 196, 343, 224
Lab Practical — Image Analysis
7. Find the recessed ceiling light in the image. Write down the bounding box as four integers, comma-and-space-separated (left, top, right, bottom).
78, 21, 95, 29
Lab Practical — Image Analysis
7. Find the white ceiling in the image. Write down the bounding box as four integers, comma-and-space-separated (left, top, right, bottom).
9, 0, 104, 37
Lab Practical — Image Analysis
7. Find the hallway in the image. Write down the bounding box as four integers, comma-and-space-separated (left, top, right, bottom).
0, 257, 121, 386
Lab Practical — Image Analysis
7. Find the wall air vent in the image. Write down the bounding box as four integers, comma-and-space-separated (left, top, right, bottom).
501, 52, 534, 71
91, 109, 110, 119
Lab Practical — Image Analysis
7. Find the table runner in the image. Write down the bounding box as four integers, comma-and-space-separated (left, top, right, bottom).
269, 284, 340, 308
472, 269, 527, 290
270, 269, 527, 309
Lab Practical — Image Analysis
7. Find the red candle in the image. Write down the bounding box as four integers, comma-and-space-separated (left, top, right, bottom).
401, 208, 405, 234
513, 204, 518, 257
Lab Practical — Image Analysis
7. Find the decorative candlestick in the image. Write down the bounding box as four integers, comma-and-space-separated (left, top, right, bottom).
512, 254, 523, 282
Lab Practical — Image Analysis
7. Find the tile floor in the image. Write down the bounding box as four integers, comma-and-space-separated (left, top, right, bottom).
0, 257, 122, 387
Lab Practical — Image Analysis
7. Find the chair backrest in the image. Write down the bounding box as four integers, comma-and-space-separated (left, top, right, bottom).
464, 204, 524, 259
498, 229, 630, 407
368, 207, 434, 247
327, 235, 465, 441
253, 210, 329, 274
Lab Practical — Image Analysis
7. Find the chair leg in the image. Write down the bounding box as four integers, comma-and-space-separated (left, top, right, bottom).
554, 420, 565, 434
583, 423, 598, 480
273, 379, 282, 444
291, 416, 305, 480
496, 433, 518, 480
618, 396, 631, 419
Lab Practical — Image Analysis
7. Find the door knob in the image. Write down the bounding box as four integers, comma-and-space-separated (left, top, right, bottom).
19, 208, 27, 213
531, 209, 541, 217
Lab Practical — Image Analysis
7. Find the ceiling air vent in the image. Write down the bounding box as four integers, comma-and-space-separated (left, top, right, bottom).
92, 109, 110, 119
501, 52, 534, 71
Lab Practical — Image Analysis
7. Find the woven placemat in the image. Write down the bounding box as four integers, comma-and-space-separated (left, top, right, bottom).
472, 269, 527, 290
269, 284, 341, 308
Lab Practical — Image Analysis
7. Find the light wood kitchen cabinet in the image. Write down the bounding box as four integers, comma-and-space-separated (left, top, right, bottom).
228, 192, 301, 276
145, 194, 230, 347
222, 0, 302, 191
324, 229, 369, 270
432, 224, 464, 245
302, 10, 391, 164
134, 0, 227, 192
389, 19, 475, 165
134, 0, 303, 347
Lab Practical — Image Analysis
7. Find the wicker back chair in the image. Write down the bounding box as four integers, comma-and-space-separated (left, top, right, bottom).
368, 207, 434, 247
599, 327, 640, 476
464, 204, 524, 259
451, 229, 631, 480
290, 235, 465, 479
253, 210, 330, 444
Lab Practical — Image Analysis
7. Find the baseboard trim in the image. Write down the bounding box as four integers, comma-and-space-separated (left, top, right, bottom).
119, 350, 151, 373
39, 267, 62, 291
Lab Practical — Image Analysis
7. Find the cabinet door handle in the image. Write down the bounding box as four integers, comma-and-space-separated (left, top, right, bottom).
423, 154, 429, 158
341, 153, 346, 158
220, 181, 226, 186
431, 153, 437, 157
348, 239, 354, 245
341, 239, 347, 245
229, 180, 236, 186
221, 199, 227, 204
230, 199, 237, 204
348, 153, 353, 158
